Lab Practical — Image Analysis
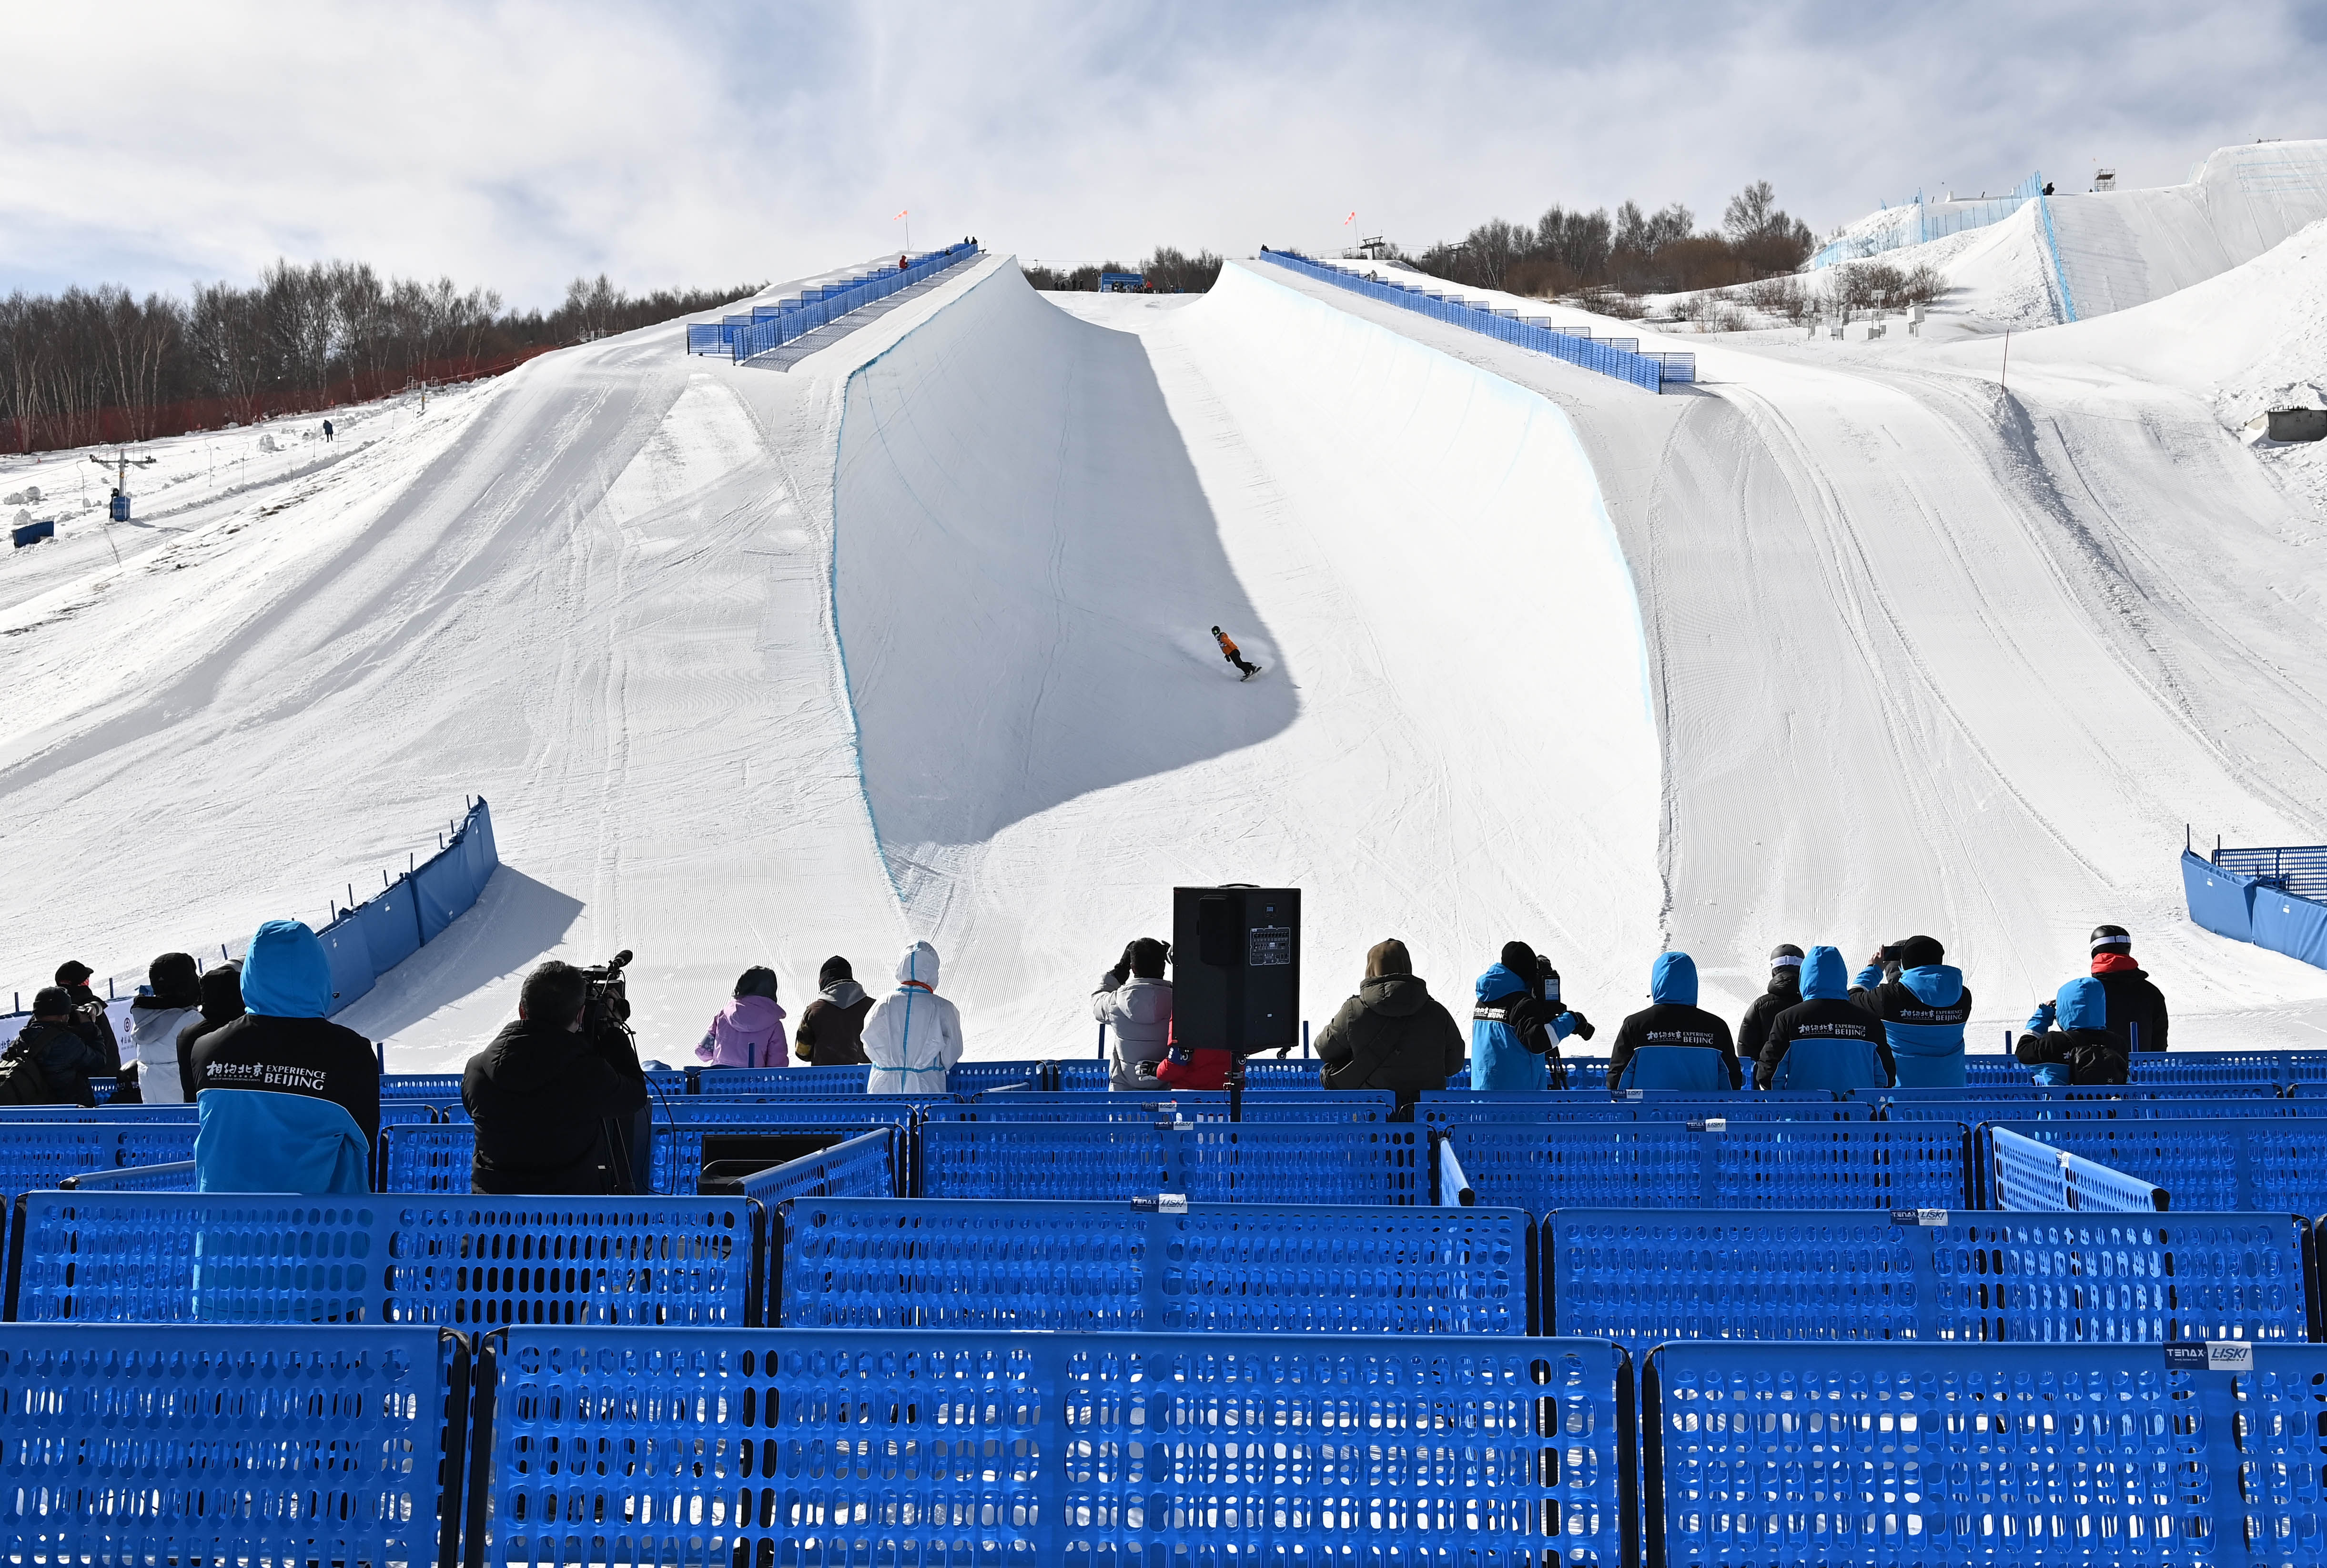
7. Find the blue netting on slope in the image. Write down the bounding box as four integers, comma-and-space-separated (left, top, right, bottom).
476, 1327, 1628, 1565
916, 1122, 1426, 1204
0, 1325, 455, 1566
1451, 1122, 1967, 1211
1645, 1341, 2327, 1566
1546, 1209, 2307, 1355
773, 1197, 1532, 1335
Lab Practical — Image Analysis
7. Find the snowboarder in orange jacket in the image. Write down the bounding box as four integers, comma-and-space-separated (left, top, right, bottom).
1212, 625, 1259, 680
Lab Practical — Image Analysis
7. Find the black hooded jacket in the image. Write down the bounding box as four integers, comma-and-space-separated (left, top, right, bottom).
463, 1018, 650, 1194
795, 957, 872, 1065
1738, 972, 1801, 1068
2091, 964, 2169, 1054
2, 1019, 106, 1106
1316, 974, 1466, 1098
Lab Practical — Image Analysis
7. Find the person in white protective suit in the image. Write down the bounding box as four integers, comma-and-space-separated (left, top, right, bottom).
861, 940, 964, 1094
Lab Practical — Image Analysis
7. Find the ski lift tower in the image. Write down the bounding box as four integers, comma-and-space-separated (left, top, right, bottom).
90, 447, 157, 522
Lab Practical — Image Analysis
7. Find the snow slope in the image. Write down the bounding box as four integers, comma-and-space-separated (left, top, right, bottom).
1276, 254, 2327, 1042
837, 265, 1660, 1045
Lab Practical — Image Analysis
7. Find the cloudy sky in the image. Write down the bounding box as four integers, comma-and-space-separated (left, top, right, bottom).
4, 0, 2321, 307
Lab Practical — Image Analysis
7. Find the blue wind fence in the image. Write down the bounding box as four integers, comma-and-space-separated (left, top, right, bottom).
1545, 1208, 2311, 1354
2185, 845, 2327, 970
1257, 247, 1691, 392
317, 797, 498, 1016
1809, 172, 2046, 267
1978, 1117, 2327, 1212
1643, 1341, 2327, 1567
0, 1324, 463, 1567
687, 242, 981, 362
3, 1191, 753, 1326
1988, 1125, 2170, 1212
917, 1121, 1428, 1204
770, 1196, 1536, 1335
469, 1326, 1631, 1566
1446, 1121, 1968, 1212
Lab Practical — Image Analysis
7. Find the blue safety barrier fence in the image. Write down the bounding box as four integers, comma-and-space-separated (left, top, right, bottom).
1979, 1117, 2327, 1212
1546, 1208, 2310, 1353
1419, 1092, 1868, 1131
918, 1121, 1428, 1204
1809, 172, 2045, 267
469, 1326, 1632, 1565
2186, 845, 2327, 970
1887, 1094, 2319, 1124
314, 797, 497, 1016
1257, 247, 1692, 392
686, 243, 981, 362
922, 1091, 1394, 1123
1989, 1125, 2170, 1212
771, 1196, 1536, 1335
0, 1324, 464, 1566
56, 1158, 195, 1192
3, 1191, 753, 1326
1643, 1341, 2327, 1565
1446, 1121, 1969, 1212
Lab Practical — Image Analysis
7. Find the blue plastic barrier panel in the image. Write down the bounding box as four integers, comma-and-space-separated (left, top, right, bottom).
774, 1197, 1534, 1335
2254, 885, 2327, 969
0, 1325, 456, 1565
478, 1328, 1629, 1563
2183, 847, 2258, 941
1646, 1341, 2327, 1565
315, 911, 376, 1013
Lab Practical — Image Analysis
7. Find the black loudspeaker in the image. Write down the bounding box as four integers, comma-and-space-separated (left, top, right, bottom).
1171, 886, 1301, 1055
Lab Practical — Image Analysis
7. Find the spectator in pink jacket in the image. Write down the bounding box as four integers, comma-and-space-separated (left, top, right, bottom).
696, 967, 788, 1068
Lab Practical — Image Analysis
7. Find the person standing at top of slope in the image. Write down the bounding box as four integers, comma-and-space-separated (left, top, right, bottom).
2085, 925, 2168, 1054
861, 941, 963, 1094
1737, 945, 1804, 1079
1212, 626, 1260, 680
1850, 935, 1973, 1088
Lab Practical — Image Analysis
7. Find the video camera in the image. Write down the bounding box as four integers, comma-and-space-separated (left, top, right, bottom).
580, 949, 637, 1055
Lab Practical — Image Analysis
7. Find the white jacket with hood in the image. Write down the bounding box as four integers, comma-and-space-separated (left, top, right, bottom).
861, 941, 964, 1094
1093, 974, 1173, 1088
126, 1001, 203, 1103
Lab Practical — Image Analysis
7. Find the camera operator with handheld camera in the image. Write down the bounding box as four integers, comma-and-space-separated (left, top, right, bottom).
464, 953, 649, 1195
1469, 942, 1593, 1092
1849, 935, 1972, 1088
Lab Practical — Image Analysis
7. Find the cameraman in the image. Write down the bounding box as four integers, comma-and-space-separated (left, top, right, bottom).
52, 960, 121, 1075
1093, 938, 1172, 1088
1469, 941, 1592, 1091
464, 959, 648, 1195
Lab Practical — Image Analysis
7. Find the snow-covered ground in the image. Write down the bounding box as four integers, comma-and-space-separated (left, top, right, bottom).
7, 220, 2327, 1067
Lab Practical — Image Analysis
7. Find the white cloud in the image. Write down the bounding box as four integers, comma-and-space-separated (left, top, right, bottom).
1, 0, 2319, 303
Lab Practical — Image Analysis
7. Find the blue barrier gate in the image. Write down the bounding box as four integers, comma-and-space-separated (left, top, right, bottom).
917, 1121, 1428, 1204
2184, 844, 2327, 970
1544, 1208, 2308, 1355
922, 1092, 1393, 1123
1419, 1093, 1867, 1131
1447, 1122, 1968, 1211
1989, 1126, 2169, 1212
4, 1191, 755, 1326
1979, 1117, 2327, 1212
472, 1327, 1631, 1564
772, 1197, 1535, 1335
0, 1324, 462, 1566
1644, 1341, 2327, 1566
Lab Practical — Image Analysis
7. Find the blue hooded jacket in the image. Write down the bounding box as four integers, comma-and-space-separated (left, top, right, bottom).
2024, 976, 2109, 1086
1468, 963, 1573, 1092
240, 919, 333, 1017
1764, 947, 1890, 1092
1852, 960, 1969, 1088
1612, 952, 1739, 1092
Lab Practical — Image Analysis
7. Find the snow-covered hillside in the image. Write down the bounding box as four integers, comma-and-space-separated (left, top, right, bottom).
7, 226, 2327, 1065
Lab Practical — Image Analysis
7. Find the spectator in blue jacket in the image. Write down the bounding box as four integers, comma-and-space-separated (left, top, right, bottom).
189, 920, 377, 1194
1757, 947, 1894, 1090
1851, 935, 1972, 1088
1468, 942, 1586, 1091
1608, 953, 1742, 1091
2015, 977, 2128, 1086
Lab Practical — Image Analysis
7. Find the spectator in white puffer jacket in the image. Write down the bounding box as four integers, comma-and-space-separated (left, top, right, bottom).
861, 941, 964, 1094
124, 952, 203, 1103
1093, 938, 1173, 1088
